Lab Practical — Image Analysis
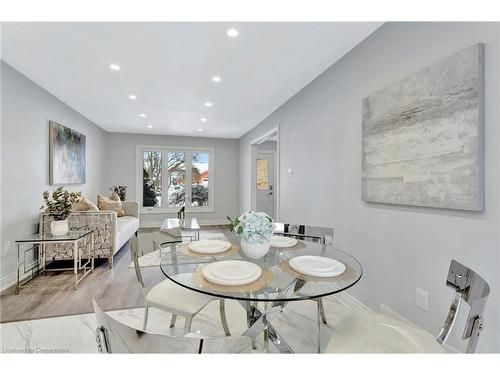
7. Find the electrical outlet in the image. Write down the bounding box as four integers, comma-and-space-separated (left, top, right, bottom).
416, 288, 429, 312
287, 168, 293, 177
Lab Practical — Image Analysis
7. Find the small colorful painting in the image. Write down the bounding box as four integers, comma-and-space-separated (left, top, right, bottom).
49, 121, 86, 184
256, 158, 269, 190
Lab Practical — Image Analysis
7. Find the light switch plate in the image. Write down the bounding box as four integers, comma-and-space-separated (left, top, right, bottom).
287, 168, 293, 177
416, 288, 429, 312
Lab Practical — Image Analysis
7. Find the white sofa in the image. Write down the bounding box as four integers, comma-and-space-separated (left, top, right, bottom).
114, 201, 140, 257
40, 201, 140, 268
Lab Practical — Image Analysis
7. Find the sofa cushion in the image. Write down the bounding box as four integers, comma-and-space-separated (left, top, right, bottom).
114, 216, 140, 254
98, 194, 125, 217
73, 196, 99, 212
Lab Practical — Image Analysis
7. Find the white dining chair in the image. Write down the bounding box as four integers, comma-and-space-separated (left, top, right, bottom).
93, 299, 251, 353
130, 235, 231, 335
273, 222, 334, 324
324, 259, 490, 353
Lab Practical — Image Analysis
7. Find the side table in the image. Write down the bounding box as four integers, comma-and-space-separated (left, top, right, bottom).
14, 229, 95, 294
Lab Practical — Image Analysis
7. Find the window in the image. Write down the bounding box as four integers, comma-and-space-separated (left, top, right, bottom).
143, 151, 162, 207
191, 152, 210, 207
137, 146, 214, 212
167, 152, 186, 208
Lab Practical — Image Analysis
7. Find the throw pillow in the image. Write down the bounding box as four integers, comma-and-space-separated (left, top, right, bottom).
73, 196, 100, 212
110, 191, 121, 201
98, 194, 125, 217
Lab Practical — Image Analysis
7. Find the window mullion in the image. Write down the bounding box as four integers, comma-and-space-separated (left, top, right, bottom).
161, 151, 169, 208
186, 152, 193, 208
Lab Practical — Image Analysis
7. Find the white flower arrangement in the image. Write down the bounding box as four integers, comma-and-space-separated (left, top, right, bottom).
227, 211, 273, 243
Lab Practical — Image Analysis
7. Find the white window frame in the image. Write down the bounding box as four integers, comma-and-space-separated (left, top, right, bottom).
136, 145, 215, 213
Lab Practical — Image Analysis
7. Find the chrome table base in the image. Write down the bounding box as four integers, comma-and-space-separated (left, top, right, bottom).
241, 279, 311, 353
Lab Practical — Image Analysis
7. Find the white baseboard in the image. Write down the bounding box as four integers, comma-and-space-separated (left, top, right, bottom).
140, 219, 229, 228
380, 303, 418, 327
334, 292, 371, 311
0, 272, 16, 293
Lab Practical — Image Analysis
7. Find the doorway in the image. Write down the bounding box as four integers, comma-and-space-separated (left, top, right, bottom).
250, 128, 279, 220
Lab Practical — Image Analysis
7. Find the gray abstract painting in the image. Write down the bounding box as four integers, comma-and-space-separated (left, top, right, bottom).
362, 44, 484, 211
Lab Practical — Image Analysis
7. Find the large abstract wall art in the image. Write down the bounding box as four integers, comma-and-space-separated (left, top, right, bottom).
362, 44, 484, 211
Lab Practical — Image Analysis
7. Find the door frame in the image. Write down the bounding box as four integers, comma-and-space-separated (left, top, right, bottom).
255, 149, 277, 219
250, 126, 280, 220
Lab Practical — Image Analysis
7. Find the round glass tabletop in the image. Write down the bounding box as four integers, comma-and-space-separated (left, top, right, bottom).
159, 233, 362, 302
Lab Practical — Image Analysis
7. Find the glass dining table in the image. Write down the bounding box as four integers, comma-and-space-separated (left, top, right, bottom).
159, 231, 362, 353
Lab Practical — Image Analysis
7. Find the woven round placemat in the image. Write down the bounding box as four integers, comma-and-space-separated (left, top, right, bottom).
270, 239, 307, 251
179, 242, 240, 258
279, 260, 356, 282
192, 264, 273, 293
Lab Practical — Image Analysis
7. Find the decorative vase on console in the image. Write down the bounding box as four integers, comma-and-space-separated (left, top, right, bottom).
227, 211, 273, 258
40, 186, 81, 236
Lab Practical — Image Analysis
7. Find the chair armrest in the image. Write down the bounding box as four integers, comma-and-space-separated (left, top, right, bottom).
122, 201, 140, 218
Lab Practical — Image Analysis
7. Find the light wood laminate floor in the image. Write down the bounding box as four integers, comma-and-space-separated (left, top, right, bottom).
0, 225, 229, 323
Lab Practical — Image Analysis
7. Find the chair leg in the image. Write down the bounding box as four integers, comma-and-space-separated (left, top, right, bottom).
170, 314, 177, 328
319, 298, 328, 325
184, 316, 193, 333
316, 299, 322, 353
142, 305, 149, 331
219, 300, 231, 336
108, 256, 114, 269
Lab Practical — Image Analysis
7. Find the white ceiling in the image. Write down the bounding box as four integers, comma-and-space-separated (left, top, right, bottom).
2, 22, 381, 138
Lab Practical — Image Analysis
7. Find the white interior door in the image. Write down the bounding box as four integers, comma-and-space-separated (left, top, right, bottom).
255, 152, 275, 218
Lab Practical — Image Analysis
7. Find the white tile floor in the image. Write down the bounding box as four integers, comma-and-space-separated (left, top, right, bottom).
0, 294, 364, 353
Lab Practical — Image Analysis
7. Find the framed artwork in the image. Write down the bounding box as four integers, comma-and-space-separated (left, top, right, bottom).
362, 44, 484, 211
49, 121, 86, 184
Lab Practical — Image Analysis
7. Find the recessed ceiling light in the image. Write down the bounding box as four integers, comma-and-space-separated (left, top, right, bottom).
197, 128, 204, 132
109, 64, 121, 71
200, 118, 207, 122
147, 125, 153, 129
140, 113, 147, 117
128, 94, 137, 100
226, 28, 239, 38
204, 102, 213, 108
211, 76, 221, 83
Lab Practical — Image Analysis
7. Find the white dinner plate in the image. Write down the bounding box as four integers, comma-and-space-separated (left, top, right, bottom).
270, 235, 298, 248
188, 239, 232, 254
202, 260, 262, 286
288, 256, 346, 277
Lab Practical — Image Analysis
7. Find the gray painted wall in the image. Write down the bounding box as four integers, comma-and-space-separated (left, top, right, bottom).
0, 62, 108, 286
258, 141, 277, 151
104, 132, 239, 225
0, 27, 3, 290
239, 22, 500, 352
